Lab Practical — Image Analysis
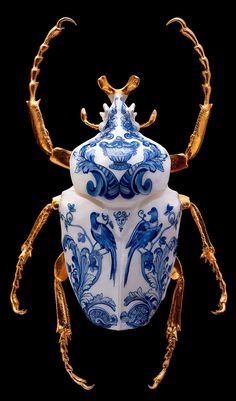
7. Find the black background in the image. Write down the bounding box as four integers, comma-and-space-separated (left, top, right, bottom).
2, 2, 234, 400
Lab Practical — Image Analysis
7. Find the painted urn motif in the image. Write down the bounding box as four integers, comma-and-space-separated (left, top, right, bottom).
99, 136, 140, 170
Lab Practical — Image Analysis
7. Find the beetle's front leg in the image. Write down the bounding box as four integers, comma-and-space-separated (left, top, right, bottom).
54, 252, 95, 390
180, 194, 227, 314
168, 18, 213, 173
10, 196, 60, 314
149, 257, 184, 389
27, 18, 76, 169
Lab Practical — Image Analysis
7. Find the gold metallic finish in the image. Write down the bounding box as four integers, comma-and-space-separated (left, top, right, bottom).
170, 153, 188, 172
80, 108, 100, 130
189, 202, 227, 314
149, 193, 227, 389
82, 77, 157, 130
97, 75, 140, 96
139, 109, 157, 129
168, 18, 213, 171
179, 194, 227, 314
10, 196, 60, 314
54, 253, 94, 390
167, 18, 211, 105
149, 257, 184, 389
185, 103, 212, 161
27, 18, 76, 168
50, 148, 71, 169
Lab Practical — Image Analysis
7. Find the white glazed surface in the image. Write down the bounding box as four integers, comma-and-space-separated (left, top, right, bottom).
60, 93, 182, 330
60, 187, 181, 330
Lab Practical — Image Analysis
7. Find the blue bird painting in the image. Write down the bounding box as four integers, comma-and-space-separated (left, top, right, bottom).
90, 212, 117, 283
124, 207, 162, 286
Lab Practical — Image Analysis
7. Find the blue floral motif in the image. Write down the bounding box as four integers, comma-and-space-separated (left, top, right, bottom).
113, 211, 130, 232
73, 141, 167, 200
60, 204, 118, 328
74, 147, 120, 200
121, 204, 181, 328
100, 137, 139, 170
120, 287, 159, 328
119, 143, 167, 198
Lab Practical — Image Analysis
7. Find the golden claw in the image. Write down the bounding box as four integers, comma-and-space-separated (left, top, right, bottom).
166, 17, 187, 28
11, 299, 27, 315
148, 370, 169, 390
57, 17, 77, 28
211, 294, 227, 315
148, 374, 164, 390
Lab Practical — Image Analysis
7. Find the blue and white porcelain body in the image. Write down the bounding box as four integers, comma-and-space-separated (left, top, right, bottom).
59, 94, 181, 330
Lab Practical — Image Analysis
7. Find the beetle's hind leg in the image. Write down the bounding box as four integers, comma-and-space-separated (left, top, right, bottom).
149, 257, 184, 389
54, 252, 95, 390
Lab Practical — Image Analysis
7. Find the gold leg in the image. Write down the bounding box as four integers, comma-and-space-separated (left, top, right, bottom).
10, 196, 60, 314
149, 257, 184, 389
54, 252, 95, 390
27, 18, 76, 168
168, 18, 213, 173
180, 194, 227, 314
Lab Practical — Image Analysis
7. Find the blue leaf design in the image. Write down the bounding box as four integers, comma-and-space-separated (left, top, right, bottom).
68, 203, 76, 212
165, 204, 174, 214
159, 236, 167, 245
121, 287, 159, 328
87, 308, 118, 328
83, 273, 96, 291
89, 293, 116, 311
76, 156, 120, 200
77, 232, 86, 242
119, 144, 167, 198
146, 272, 157, 288
80, 292, 93, 308
120, 164, 152, 198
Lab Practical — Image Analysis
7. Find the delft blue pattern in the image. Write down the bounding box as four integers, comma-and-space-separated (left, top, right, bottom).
120, 287, 159, 328
73, 95, 167, 199
60, 204, 118, 328
73, 141, 167, 200
101, 104, 117, 136
113, 211, 130, 232
120, 204, 180, 328
100, 136, 139, 170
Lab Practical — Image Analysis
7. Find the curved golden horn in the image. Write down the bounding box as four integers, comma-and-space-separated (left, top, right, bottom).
139, 109, 157, 129
80, 108, 100, 130
97, 75, 140, 96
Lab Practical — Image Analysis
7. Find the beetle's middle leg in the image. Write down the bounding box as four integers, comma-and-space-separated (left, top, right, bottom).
54, 252, 95, 390
149, 257, 184, 389
10, 195, 60, 314
180, 194, 227, 314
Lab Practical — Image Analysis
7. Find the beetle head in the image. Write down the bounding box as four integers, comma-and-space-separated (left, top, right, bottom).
97, 75, 140, 132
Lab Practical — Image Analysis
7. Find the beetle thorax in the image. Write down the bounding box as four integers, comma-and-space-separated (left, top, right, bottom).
70, 94, 171, 207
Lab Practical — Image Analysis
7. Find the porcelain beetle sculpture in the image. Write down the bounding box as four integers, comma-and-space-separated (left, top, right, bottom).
11, 17, 227, 390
